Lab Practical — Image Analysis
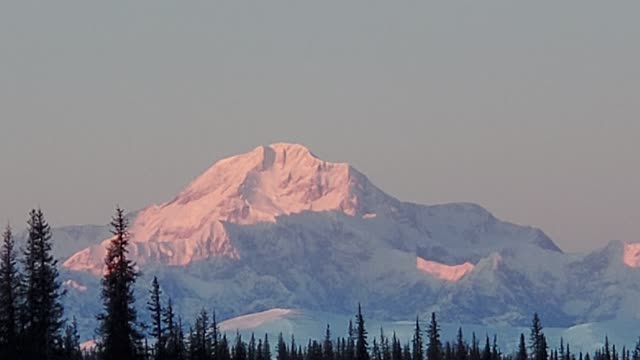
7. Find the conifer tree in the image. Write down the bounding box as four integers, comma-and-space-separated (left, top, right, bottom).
445, 342, 453, 360
22, 209, 64, 360
426, 313, 442, 360
413, 316, 424, 360
324, 325, 335, 360
249, 333, 257, 360
391, 333, 402, 360
0, 225, 20, 359
263, 334, 272, 360
516, 334, 527, 360
97, 207, 142, 360
347, 320, 356, 360
219, 335, 232, 360
373, 338, 381, 360
212, 312, 220, 360
164, 299, 186, 360
381, 329, 391, 360
481, 337, 491, 360
62, 317, 83, 360
403, 342, 412, 360
148, 276, 165, 360
234, 333, 248, 360
277, 333, 288, 360
455, 328, 467, 360
355, 304, 370, 360
529, 314, 547, 360
257, 339, 265, 360
491, 335, 499, 360
470, 334, 480, 360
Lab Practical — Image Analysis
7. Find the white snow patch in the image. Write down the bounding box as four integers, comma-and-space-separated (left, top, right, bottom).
63, 279, 88, 292
623, 242, 640, 268
80, 339, 97, 351
220, 308, 297, 332
416, 257, 474, 281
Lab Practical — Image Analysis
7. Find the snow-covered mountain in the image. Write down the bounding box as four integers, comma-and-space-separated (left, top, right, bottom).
52, 143, 640, 338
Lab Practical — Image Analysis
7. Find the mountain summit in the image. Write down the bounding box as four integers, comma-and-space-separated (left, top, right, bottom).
64, 143, 398, 274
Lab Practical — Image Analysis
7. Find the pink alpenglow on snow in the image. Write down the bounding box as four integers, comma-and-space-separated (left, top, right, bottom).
623, 242, 640, 268
416, 257, 475, 282
64, 143, 397, 274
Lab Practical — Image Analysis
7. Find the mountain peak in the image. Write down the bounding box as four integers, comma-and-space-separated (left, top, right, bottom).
64, 143, 395, 273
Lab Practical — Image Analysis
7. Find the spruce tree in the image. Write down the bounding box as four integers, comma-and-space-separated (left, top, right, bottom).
234, 333, 248, 360
62, 317, 83, 360
391, 333, 402, 360
263, 334, 272, 360
455, 328, 467, 360
481, 337, 490, 360
22, 209, 64, 360
347, 320, 356, 360
0, 225, 20, 359
490, 336, 499, 360
381, 329, 391, 360
355, 304, 370, 360
426, 313, 442, 360
148, 276, 165, 360
529, 314, 547, 360
413, 316, 424, 360
516, 334, 527, 360
324, 325, 335, 360
277, 333, 288, 360
97, 207, 142, 360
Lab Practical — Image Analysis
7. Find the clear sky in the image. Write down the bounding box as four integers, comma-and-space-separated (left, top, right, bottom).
1, 1, 638, 252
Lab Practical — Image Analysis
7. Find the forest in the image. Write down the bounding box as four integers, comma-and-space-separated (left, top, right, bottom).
0, 208, 638, 360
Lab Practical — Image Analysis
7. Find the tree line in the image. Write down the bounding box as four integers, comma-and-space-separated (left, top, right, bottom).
1, 207, 639, 360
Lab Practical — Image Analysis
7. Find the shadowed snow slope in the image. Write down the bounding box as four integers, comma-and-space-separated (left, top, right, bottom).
55, 143, 640, 339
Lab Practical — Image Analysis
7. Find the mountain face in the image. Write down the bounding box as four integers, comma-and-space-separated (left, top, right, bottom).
54, 143, 640, 337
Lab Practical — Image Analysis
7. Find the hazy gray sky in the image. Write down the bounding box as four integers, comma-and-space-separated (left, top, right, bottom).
1, 1, 638, 252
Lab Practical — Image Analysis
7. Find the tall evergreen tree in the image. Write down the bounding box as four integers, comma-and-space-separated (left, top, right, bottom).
491, 336, 499, 360
22, 209, 64, 360
516, 334, 527, 360
426, 313, 442, 360
277, 333, 288, 360
234, 333, 247, 360
529, 314, 547, 360
481, 337, 491, 360
455, 328, 467, 360
413, 316, 424, 360
391, 333, 402, 360
263, 334, 272, 360
381, 328, 391, 360
148, 276, 165, 360
355, 304, 370, 360
324, 325, 335, 360
347, 320, 356, 360
164, 309, 186, 360
0, 225, 20, 359
97, 207, 142, 360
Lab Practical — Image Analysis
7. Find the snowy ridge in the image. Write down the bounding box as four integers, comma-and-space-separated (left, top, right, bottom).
416, 257, 474, 281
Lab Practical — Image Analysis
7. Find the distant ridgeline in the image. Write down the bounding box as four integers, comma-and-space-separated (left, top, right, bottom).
1, 207, 639, 360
